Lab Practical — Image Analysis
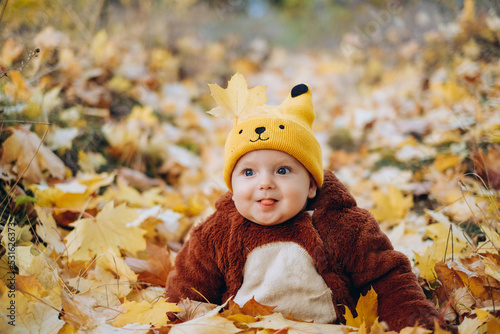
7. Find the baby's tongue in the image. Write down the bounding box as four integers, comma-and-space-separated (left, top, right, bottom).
260, 199, 275, 205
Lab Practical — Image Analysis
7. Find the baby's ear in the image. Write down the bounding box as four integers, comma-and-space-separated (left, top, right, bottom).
308, 176, 318, 199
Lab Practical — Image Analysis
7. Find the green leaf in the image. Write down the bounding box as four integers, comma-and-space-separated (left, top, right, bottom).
15, 195, 38, 208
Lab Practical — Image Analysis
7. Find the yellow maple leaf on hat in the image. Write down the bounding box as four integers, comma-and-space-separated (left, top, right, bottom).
64, 202, 145, 262
208, 72, 268, 125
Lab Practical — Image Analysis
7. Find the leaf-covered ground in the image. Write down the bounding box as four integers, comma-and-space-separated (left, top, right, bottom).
1, 1, 500, 333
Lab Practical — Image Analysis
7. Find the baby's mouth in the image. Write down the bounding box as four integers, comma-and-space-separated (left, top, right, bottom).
259, 199, 277, 207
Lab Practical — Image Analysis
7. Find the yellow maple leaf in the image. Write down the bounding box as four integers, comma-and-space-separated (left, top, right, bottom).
433, 154, 461, 172
208, 72, 268, 124
370, 185, 413, 226
64, 202, 145, 262
16, 246, 60, 293
343, 287, 378, 329
424, 210, 472, 259
0, 291, 65, 333
96, 250, 138, 283
414, 242, 439, 282
32, 172, 114, 211
35, 206, 66, 254
16, 275, 45, 302
112, 299, 182, 327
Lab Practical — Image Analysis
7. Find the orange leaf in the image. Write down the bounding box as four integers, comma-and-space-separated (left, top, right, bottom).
240, 297, 276, 317
471, 146, 500, 190
125, 242, 173, 287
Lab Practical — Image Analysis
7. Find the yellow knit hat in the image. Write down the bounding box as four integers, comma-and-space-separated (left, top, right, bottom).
208, 74, 323, 191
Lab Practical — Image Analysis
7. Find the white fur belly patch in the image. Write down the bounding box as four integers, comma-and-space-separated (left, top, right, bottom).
233, 242, 336, 323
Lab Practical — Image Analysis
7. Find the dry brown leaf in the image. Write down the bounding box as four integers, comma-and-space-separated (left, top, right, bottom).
60, 290, 94, 329
1, 126, 66, 183
471, 146, 500, 190
175, 299, 218, 322
239, 297, 276, 317
452, 287, 475, 316
124, 242, 173, 287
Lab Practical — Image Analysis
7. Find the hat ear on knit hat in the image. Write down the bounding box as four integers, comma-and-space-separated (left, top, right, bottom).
209, 75, 323, 192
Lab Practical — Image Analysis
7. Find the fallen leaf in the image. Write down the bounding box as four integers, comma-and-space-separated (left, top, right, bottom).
60, 290, 95, 329
452, 287, 475, 316
15, 275, 45, 302
175, 299, 219, 322
246, 313, 346, 334
169, 303, 241, 334
414, 243, 439, 282
0, 291, 65, 334
343, 287, 378, 329
370, 185, 413, 226
1, 126, 66, 183
96, 250, 138, 283
433, 319, 453, 334
239, 297, 276, 317
458, 315, 487, 334
486, 316, 500, 333
471, 146, 500, 189
398, 324, 432, 334
64, 202, 145, 262
112, 299, 181, 327
0, 38, 24, 67
35, 206, 66, 254
124, 242, 172, 287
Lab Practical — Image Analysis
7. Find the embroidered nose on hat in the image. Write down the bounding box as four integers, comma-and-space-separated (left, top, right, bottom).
255, 127, 266, 134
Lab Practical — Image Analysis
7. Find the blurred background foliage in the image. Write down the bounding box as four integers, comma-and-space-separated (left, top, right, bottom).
2, 0, 499, 51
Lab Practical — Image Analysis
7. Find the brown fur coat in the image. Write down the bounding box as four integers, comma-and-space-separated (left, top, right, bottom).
165, 170, 441, 331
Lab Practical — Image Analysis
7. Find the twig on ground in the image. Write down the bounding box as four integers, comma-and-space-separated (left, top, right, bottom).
0, 48, 40, 78
0, 0, 8, 25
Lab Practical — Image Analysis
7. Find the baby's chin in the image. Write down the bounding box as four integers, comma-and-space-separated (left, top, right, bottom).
246, 213, 294, 226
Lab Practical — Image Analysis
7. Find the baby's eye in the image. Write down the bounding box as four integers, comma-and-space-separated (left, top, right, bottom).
277, 167, 290, 175
244, 169, 255, 177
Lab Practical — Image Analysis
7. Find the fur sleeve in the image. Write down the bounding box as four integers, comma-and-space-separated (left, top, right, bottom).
343, 207, 440, 332
164, 216, 226, 304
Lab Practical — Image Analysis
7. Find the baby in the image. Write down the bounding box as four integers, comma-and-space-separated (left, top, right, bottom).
165, 80, 450, 332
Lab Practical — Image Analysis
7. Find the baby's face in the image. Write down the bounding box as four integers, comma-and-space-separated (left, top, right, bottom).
231, 149, 317, 226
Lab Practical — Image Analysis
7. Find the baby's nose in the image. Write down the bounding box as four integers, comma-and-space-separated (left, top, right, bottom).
255, 127, 266, 135
259, 173, 275, 190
